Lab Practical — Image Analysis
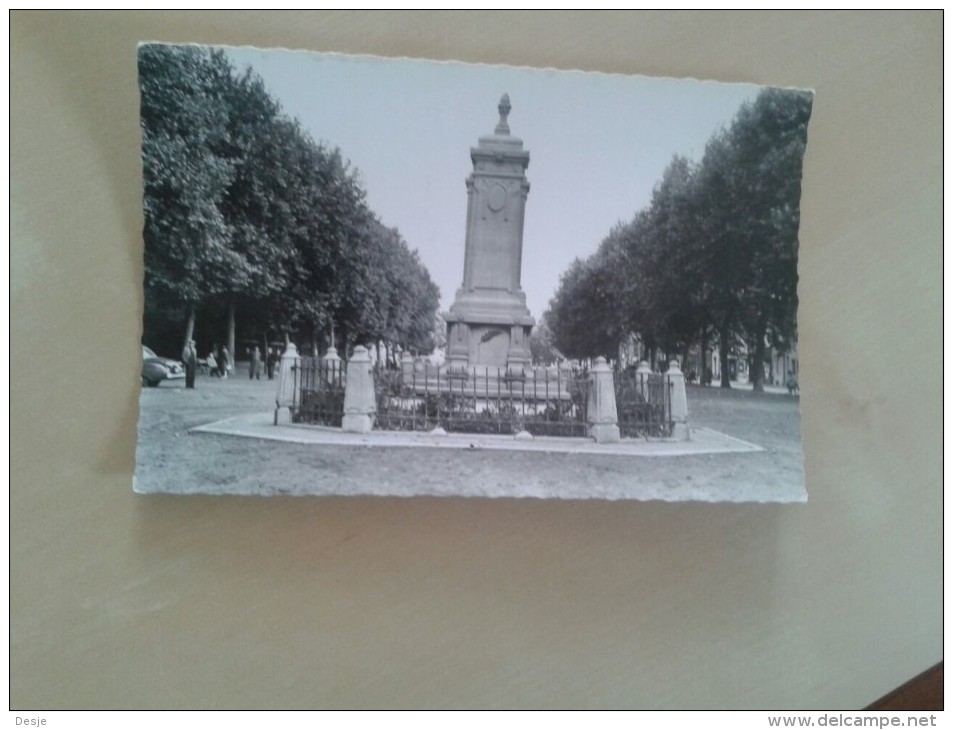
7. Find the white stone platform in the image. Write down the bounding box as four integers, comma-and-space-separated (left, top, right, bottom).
190, 411, 763, 458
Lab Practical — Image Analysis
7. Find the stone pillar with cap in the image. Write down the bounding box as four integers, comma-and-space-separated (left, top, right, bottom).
342, 345, 376, 434
666, 360, 690, 441
274, 341, 301, 425
587, 356, 621, 444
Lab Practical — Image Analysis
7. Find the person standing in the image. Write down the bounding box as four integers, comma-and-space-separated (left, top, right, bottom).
218, 344, 230, 378
250, 346, 261, 380
207, 347, 218, 377
182, 339, 198, 389
267, 347, 278, 380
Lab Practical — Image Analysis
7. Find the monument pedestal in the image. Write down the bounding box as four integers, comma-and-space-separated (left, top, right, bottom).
445, 314, 534, 374
444, 94, 536, 373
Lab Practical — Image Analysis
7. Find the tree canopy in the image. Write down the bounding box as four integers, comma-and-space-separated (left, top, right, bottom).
139, 44, 441, 358
545, 87, 812, 389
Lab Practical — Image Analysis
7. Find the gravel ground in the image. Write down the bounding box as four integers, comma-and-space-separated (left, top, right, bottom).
134, 373, 805, 501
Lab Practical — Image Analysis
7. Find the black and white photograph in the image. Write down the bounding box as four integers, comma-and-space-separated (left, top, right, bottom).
135, 43, 813, 501
14, 11, 941, 713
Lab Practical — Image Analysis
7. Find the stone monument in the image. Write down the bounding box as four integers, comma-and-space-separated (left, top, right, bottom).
445, 94, 535, 373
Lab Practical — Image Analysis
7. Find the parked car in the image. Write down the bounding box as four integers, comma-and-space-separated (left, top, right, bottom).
141, 345, 186, 387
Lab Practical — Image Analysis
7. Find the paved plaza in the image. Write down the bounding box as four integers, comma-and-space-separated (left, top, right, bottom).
192, 412, 764, 458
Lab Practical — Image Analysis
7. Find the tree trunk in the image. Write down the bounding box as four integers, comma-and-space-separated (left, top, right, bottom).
700, 327, 709, 386
227, 301, 236, 369
751, 320, 768, 393
681, 343, 690, 377
182, 304, 196, 353
719, 326, 731, 389
312, 323, 320, 357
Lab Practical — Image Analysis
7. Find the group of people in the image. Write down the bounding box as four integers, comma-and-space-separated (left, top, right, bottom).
247, 346, 281, 380
205, 344, 232, 379
179, 340, 282, 390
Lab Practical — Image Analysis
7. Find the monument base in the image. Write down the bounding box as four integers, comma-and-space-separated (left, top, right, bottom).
444, 317, 535, 372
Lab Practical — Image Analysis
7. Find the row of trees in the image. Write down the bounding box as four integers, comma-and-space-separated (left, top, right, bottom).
140, 45, 440, 360
545, 88, 812, 390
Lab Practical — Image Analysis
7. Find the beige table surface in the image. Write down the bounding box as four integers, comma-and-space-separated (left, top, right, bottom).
11, 11, 941, 709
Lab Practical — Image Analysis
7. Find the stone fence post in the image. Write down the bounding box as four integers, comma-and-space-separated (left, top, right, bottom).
587, 356, 620, 444
274, 342, 301, 425
342, 345, 376, 434
666, 360, 690, 441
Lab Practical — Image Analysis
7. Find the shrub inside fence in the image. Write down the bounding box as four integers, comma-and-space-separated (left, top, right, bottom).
374, 365, 590, 437
292, 357, 346, 427
614, 369, 673, 438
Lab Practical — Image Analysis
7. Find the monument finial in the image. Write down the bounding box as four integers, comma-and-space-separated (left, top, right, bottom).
495, 93, 511, 135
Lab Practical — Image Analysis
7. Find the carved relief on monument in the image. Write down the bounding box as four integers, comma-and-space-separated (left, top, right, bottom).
486, 183, 507, 213
471, 327, 510, 367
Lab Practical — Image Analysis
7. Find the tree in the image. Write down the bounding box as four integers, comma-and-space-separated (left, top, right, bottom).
696, 88, 811, 389
548, 248, 625, 361
731, 89, 811, 390
351, 221, 441, 354
529, 314, 560, 365
545, 87, 811, 385
618, 159, 710, 366
691, 126, 752, 387
212, 65, 293, 359
139, 45, 236, 350
139, 44, 446, 363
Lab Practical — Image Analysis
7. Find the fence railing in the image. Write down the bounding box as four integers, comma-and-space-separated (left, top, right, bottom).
291, 356, 346, 427
280, 349, 685, 442
614, 369, 674, 438
374, 364, 591, 437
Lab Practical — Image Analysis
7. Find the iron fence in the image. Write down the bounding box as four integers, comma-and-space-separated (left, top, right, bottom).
291, 356, 346, 427
374, 364, 591, 437
614, 369, 673, 438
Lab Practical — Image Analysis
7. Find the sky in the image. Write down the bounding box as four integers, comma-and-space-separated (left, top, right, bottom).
220, 46, 760, 317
